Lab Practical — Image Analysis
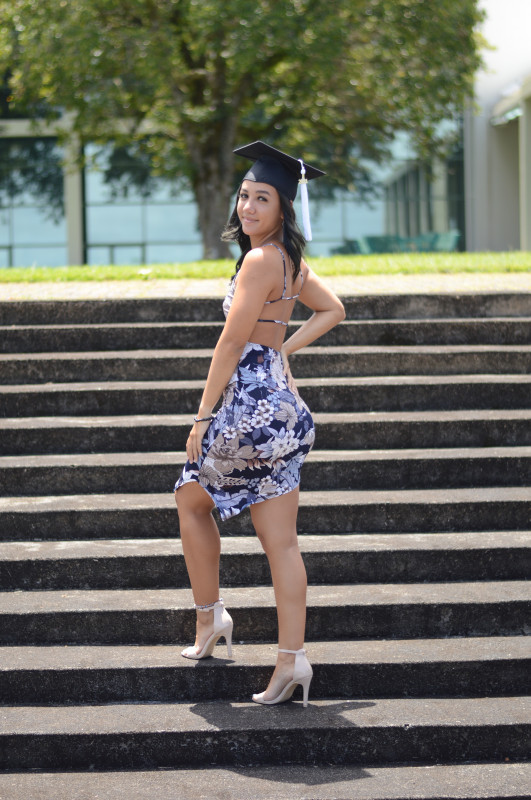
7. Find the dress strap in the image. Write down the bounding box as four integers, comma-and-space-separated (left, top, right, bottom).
261, 242, 303, 301
289, 268, 304, 300
262, 243, 287, 305
257, 318, 289, 327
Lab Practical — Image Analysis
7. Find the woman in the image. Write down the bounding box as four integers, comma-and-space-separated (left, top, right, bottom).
174, 141, 345, 707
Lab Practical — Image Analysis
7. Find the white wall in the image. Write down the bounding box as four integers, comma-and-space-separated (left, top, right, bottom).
464, 0, 531, 250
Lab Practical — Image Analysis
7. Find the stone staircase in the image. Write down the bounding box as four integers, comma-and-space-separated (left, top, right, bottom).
0, 292, 530, 799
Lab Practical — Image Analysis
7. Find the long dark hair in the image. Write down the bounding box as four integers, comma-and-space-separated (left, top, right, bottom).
221, 186, 306, 279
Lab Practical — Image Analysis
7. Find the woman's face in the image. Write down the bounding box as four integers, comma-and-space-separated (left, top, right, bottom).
237, 180, 283, 240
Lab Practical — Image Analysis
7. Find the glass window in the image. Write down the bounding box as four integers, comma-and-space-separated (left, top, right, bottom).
13, 206, 66, 245
112, 245, 144, 265
84, 144, 145, 204
86, 246, 111, 266
146, 203, 198, 242
344, 197, 385, 238
307, 201, 343, 241
13, 246, 68, 268
0, 208, 10, 245
146, 242, 203, 263
148, 184, 194, 204
0, 137, 66, 267
86, 204, 145, 245
84, 163, 145, 205
372, 123, 465, 251
83, 142, 203, 264
84, 167, 110, 205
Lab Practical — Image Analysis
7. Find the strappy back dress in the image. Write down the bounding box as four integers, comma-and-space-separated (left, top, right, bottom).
174, 243, 315, 521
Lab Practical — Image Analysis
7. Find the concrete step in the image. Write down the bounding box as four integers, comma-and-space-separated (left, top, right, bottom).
1, 447, 530, 496
0, 696, 529, 770
0, 321, 226, 353
1, 762, 530, 800
2, 410, 530, 455
1, 293, 530, 325
1, 488, 529, 541
1, 532, 529, 590
316, 318, 531, 347
2, 375, 531, 417
0, 581, 529, 644
1, 637, 529, 704
2, 345, 531, 384
2, 317, 531, 353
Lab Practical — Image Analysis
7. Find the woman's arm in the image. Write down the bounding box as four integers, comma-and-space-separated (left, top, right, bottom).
282, 265, 345, 358
186, 248, 278, 463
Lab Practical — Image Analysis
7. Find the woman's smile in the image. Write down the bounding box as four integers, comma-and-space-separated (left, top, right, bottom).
237, 180, 283, 243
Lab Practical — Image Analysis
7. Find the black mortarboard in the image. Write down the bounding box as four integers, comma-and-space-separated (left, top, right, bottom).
233, 141, 325, 201
234, 141, 325, 240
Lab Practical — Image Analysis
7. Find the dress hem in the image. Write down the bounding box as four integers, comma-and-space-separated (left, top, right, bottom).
174, 475, 300, 522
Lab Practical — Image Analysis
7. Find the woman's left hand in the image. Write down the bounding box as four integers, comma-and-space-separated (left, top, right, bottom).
186, 419, 212, 464
280, 345, 297, 393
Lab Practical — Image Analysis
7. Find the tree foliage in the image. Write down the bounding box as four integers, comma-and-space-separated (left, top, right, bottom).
0, 0, 484, 257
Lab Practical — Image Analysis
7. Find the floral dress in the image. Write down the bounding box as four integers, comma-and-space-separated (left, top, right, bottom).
174, 247, 315, 521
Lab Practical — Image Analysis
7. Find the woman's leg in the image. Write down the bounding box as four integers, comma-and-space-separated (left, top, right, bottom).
250, 488, 307, 699
175, 481, 221, 652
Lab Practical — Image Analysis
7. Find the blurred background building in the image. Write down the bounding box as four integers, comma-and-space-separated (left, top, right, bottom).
1, 0, 530, 267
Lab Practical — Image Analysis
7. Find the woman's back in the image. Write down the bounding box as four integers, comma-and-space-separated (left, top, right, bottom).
223, 242, 304, 351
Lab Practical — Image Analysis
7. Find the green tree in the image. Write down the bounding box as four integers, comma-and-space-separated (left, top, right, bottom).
0, 0, 484, 258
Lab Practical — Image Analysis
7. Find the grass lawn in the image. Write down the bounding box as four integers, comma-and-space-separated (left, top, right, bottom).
0, 252, 530, 282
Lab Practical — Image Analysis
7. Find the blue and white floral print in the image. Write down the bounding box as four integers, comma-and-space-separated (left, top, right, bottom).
174, 341, 315, 520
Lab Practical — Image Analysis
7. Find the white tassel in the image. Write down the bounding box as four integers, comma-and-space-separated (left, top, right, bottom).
298, 159, 312, 241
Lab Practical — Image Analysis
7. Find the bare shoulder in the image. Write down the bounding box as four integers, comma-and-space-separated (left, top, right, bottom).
237, 245, 283, 288
299, 260, 345, 315
245, 243, 284, 264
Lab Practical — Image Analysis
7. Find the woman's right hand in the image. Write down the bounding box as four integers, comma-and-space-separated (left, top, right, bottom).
186, 419, 212, 464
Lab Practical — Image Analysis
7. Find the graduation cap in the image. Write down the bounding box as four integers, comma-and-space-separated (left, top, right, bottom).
234, 140, 325, 241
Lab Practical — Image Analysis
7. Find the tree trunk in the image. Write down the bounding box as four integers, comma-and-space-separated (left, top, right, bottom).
195, 176, 234, 260
184, 130, 237, 260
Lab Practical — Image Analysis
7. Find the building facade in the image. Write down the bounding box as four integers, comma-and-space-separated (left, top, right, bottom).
464, 0, 531, 251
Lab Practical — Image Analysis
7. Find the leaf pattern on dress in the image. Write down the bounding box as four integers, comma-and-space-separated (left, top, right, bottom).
198, 463, 222, 487
275, 400, 298, 430
209, 434, 258, 474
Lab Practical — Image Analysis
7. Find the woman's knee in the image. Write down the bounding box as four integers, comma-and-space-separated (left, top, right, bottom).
254, 524, 299, 561
175, 482, 214, 518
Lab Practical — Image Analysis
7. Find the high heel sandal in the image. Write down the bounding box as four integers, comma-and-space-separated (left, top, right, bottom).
252, 648, 313, 707
181, 598, 233, 660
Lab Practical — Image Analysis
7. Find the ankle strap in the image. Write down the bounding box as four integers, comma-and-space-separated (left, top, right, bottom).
278, 648, 305, 654
194, 598, 223, 612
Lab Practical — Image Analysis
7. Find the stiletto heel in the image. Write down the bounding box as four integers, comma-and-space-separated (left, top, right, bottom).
252, 647, 312, 707
181, 598, 233, 660
299, 674, 312, 708
224, 626, 233, 658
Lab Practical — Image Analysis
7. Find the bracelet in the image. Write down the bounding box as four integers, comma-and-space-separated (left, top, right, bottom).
194, 414, 214, 423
